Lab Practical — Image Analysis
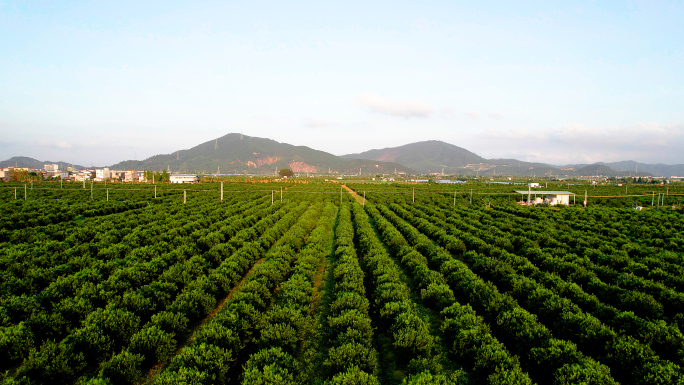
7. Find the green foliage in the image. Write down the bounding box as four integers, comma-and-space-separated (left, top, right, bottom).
279, 168, 294, 177
98, 350, 145, 385
3, 183, 684, 384
325, 365, 381, 385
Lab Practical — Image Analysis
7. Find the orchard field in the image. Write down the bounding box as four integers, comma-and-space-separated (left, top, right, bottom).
1, 180, 684, 385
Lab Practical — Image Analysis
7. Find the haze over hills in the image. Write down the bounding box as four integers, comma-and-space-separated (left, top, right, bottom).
0, 156, 88, 170
341, 140, 486, 173
108, 133, 414, 175
5, 134, 684, 177
563, 161, 684, 178
341, 140, 666, 177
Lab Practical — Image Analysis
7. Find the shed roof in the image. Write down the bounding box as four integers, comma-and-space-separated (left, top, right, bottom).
514, 190, 576, 195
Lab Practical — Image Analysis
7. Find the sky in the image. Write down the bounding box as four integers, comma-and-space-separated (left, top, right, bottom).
1, 0, 683, 166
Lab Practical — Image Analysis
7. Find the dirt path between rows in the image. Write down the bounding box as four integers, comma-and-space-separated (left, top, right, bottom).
341, 184, 365, 205
141, 258, 266, 384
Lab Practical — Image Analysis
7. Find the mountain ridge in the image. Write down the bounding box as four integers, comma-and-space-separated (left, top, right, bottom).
108, 133, 415, 175
4, 134, 684, 177
0, 156, 89, 170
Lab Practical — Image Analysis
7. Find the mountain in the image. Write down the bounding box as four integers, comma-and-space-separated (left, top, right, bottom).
340, 141, 662, 177
0, 156, 88, 170
599, 161, 684, 177
574, 164, 625, 177
341, 141, 566, 176
342, 140, 486, 174
108, 133, 414, 175
5, 137, 681, 177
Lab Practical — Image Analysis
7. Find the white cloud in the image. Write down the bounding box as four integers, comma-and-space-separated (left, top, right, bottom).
464, 111, 479, 119
303, 119, 337, 128
441, 108, 456, 118
487, 112, 503, 120
356, 92, 435, 118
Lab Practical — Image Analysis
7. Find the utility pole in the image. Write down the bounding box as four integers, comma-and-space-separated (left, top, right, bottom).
14, 187, 17, 199
412, 188, 415, 203
83, 179, 85, 189
90, 182, 93, 200
363, 191, 366, 207
454, 191, 456, 205
527, 185, 531, 205
584, 190, 587, 207
155, 185, 157, 199
340, 188, 343, 204
281, 187, 283, 201
184, 190, 186, 204
471, 189, 474, 204
272, 190, 274, 205
220, 182, 223, 201
24, 184, 27, 200
652, 191, 655, 206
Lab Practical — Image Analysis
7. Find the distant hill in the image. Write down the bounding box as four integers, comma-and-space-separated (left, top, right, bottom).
108, 133, 414, 175
342, 141, 580, 176
0, 156, 88, 170
599, 161, 684, 177
5, 137, 682, 177
342, 140, 486, 174
575, 164, 623, 177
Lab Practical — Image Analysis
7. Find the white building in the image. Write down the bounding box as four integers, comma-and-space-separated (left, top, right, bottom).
528, 182, 540, 188
515, 190, 576, 206
74, 171, 92, 182
44, 164, 59, 172
170, 174, 198, 184
95, 168, 111, 181
123, 171, 140, 182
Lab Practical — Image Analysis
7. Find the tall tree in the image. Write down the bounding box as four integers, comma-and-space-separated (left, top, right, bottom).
279, 168, 294, 177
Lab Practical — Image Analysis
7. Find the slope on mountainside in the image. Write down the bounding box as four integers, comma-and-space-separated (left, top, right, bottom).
342, 140, 486, 174
109, 133, 414, 174
575, 164, 630, 177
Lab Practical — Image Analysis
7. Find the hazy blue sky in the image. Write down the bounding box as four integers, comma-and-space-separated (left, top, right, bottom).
1, 0, 683, 166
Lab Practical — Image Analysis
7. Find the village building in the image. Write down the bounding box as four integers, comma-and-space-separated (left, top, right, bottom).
170, 174, 199, 184
514, 190, 576, 206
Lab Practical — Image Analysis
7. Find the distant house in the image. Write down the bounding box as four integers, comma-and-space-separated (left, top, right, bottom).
95, 168, 111, 181
437, 180, 466, 184
170, 174, 198, 184
514, 190, 576, 206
